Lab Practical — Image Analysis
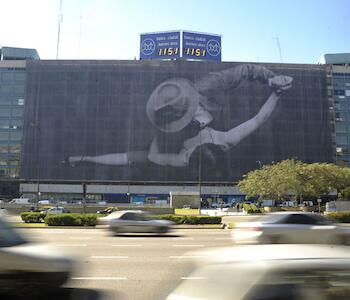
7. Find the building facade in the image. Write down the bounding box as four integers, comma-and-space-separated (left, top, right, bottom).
319, 53, 350, 166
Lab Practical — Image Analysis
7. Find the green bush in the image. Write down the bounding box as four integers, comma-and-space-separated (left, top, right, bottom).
21, 212, 46, 223
243, 203, 262, 214
155, 214, 221, 224
326, 211, 350, 223
44, 213, 99, 226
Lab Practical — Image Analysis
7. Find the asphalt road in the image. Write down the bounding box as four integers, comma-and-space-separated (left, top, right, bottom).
15, 227, 233, 300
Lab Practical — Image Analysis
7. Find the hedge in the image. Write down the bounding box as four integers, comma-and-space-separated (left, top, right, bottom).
154, 214, 222, 225
44, 213, 99, 226
21, 212, 47, 223
326, 211, 350, 223
243, 203, 262, 214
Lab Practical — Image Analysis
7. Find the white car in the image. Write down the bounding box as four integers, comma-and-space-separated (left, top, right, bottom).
231, 212, 350, 244
97, 210, 173, 234
167, 244, 350, 300
41, 206, 70, 214
0, 216, 76, 296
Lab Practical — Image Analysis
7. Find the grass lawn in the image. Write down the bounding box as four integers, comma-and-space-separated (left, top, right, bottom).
175, 208, 200, 215
12, 222, 47, 228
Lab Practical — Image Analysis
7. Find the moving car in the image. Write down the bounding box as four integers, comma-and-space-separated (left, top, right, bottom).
167, 244, 350, 300
41, 206, 70, 214
97, 210, 173, 234
231, 212, 350, 244
0, 215, 76, 296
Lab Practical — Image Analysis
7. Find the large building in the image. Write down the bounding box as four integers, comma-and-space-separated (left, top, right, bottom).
1, 46, 346, 205
18, 59, 333, 204
0, 47, 39, 178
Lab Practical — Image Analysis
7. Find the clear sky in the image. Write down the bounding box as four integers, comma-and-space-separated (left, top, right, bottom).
0, 0, 349, 63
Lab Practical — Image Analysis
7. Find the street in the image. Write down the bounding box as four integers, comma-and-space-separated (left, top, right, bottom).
16, 227, 233, 300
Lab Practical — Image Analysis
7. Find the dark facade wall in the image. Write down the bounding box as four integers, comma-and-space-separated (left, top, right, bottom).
21, 60, 333, 183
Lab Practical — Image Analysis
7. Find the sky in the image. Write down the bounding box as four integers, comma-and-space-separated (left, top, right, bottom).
0, 0, 349, 64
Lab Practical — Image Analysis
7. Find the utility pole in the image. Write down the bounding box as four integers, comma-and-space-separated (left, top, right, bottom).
30, 122, 41, 208
198, 123, 205, 213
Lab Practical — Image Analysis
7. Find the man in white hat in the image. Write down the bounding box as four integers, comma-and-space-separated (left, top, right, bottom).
66, 64, 292, 167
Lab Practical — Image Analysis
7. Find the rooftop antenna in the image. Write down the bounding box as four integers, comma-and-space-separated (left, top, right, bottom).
78, 14, 82, 58
56, 0, 63, 59
273, 36, 283, 63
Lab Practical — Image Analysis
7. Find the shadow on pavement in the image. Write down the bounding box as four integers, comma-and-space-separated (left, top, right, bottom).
0, 287, 118, 300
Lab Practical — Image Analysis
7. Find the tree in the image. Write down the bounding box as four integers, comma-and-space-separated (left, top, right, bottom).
238, 159, 350, 200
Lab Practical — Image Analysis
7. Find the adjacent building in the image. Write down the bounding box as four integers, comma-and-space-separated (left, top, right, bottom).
319, 53, 350, 166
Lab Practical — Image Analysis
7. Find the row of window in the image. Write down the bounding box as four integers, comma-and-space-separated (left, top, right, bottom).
0, 72, 25, 82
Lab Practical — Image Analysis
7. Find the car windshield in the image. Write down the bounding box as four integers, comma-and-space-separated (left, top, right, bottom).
257, 214, 286, 224
0, 218, 27, 247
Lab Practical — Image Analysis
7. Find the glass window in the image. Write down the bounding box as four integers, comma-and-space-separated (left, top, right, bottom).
285, 214, 315, 224
17, 98, 24, 105
9, 145, 20, 153
12, 85, 24, 97
11, 119, 22, 129
1, 73, 14, 82
0, 119, 10, 129
0, 131, 9, 141
336, 134, 348, 145
0, 145, 8, 153
11, 107, 23, 117
0, 108, 11, 117
0, 86, 13, 96
0, 97, 11, 105
14, 73, 25, 81
0, 160, 7, 166
10, 131, 22, 141
336, 123, 347, 133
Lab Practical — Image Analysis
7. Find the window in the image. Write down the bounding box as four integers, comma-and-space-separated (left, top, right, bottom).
0, 131, 9, 141
11, 107, 23, 117
10, 131, 22, 141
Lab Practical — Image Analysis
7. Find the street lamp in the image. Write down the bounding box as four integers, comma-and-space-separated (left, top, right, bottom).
256, 160, 262, 169
198, 122, 205, 211
30, 122, 41, 208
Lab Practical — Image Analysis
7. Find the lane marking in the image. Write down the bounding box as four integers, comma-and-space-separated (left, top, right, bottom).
90, 256, 128, 259
169, 255, 208, 259
173, 237, 194, 240
69, 237, 92, 240
111, 244, 142, 247
72, 277, 127, 280
173, 244, 204, 247
55, 244, 87, 247
181, 277, 206, 280
214, 237, 232, 240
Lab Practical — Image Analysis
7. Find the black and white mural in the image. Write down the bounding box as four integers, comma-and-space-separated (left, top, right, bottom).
21, 60, 333, 182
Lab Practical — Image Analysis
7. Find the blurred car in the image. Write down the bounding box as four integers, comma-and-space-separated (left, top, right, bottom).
231, 212, 350, 244
211, 201, 230, 208
97, 210, 173, 234
0, 216, 75, 296
41, 206, 70, 214
167, 244, 350, 300
96, 206, 118, 214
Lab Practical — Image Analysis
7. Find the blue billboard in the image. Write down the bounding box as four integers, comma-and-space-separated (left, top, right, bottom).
140, 31, 180, 60
182, 31, 221, 61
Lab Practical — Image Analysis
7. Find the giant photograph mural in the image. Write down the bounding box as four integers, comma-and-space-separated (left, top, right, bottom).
21, 60, 333, 182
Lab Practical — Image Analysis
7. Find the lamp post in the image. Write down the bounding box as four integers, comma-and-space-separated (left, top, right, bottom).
198, 122, 205, 212
30, 122, 41, 208
256, 160, 262, 169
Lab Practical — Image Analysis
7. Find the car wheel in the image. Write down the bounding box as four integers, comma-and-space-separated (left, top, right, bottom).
158, 226, 168, 234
